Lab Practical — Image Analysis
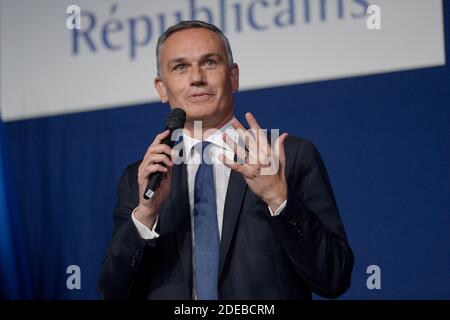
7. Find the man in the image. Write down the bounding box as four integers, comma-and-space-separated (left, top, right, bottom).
99, 20, 354, 300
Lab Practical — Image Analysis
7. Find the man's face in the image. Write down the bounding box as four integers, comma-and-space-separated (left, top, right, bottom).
155, 28, 239, 126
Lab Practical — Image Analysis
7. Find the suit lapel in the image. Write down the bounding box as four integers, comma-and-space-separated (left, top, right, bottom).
218, 169, 247, 280
167, 162, 192, 287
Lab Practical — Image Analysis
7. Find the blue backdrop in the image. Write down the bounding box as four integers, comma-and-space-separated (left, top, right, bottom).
1, 3, 449, 300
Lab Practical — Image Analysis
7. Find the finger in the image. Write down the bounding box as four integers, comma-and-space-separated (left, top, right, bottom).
219, 154, 262, 179
142, 163, 168, 175
152, 129, 171, 146
245, 112, 261, 131
231, 117, 245, 131
279, 133, 288, 169
147, 153, 174, 167
150, 144, 173, 156
138, 163, 168, 181
138, 166, 168, 191
143, 143, 173, 165
142, 130, 171, 163
218, 153, 245, 173
231, 119, 260, 163
222, 132, 251, 164
245, 113, 271, 162
231, 117, 256, 152
230, 115, 269, 167
244, 112, 263, 145
273, 133, 288, 174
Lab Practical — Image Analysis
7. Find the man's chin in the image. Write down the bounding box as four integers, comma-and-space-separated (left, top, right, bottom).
184, 106, 218, 121
186, 114, 213, 122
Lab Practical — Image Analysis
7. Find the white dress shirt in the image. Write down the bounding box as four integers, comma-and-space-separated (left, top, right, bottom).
132, 118, 287, 239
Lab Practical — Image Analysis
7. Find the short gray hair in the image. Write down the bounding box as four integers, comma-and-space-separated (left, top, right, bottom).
156, 20, 234, 77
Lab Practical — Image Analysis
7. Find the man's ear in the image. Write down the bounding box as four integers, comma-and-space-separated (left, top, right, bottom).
154, 76, 168, 103
230, 63, 239, 92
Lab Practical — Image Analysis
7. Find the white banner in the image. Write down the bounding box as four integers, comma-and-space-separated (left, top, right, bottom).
0, 0, 445, 121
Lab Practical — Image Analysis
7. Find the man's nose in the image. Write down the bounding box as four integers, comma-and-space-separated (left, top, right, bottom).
190, 64, 206, 86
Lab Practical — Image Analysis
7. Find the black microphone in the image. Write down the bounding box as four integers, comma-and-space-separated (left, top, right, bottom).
144, 108, 186, 200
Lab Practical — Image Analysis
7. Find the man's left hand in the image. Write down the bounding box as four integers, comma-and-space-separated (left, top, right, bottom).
220, 112, 288, 213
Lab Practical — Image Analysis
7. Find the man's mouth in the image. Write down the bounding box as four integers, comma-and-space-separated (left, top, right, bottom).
187, 93, 215, 102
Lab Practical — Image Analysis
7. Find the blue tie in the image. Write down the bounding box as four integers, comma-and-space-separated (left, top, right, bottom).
193, 141, 220, 300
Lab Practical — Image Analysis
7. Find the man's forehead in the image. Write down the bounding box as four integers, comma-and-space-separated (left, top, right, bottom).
161, 28, 226, 58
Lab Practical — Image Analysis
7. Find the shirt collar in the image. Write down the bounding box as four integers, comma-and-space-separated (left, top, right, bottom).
182, 117, 238, 157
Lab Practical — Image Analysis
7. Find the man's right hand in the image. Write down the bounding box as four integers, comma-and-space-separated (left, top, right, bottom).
135, 129, 174, 230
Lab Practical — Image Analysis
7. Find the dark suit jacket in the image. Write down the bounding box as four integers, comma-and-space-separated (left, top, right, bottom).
99, 136, 354, 299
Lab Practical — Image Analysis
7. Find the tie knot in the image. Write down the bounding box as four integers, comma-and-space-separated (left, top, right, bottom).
193, 141, 213, 164
196, 141, 211, 149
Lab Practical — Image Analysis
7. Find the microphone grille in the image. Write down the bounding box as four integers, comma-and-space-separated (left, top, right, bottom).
165, 108, 186, 131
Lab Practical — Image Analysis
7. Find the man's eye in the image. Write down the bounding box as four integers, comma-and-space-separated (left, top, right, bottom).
205, 60, 217, 67
175, 64, 186, 71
